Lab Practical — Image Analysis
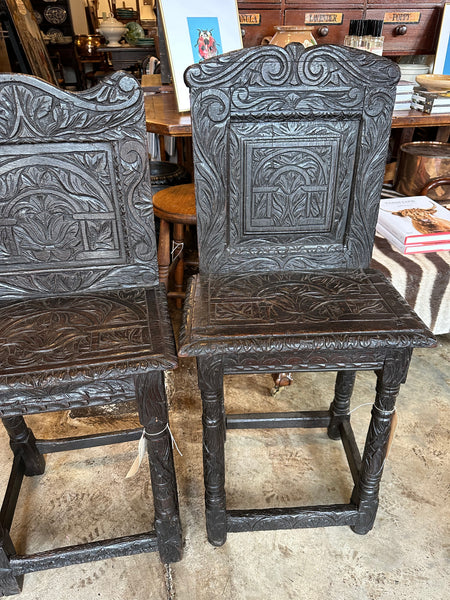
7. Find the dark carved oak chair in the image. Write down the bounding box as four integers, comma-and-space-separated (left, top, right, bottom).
0, 72, 182, 595
178, 44, 436, 546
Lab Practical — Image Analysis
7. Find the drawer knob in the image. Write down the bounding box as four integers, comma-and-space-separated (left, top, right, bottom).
241, 28, 246, 38
317, 26, 329, 37
395, 25, 408, 36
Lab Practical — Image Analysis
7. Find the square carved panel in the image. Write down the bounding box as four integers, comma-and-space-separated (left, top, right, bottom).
0, 142, 124, 270
228, 119, 358, 253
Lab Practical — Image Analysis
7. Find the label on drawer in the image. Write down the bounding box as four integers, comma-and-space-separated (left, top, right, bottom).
305, 13, 343, 25
384, 12, 421, 24
239, 14, 261, 26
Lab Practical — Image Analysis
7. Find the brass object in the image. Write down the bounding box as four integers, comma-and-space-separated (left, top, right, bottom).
74, 34, 103, 57
268, 25, 317, 48
395, 141, 450, 201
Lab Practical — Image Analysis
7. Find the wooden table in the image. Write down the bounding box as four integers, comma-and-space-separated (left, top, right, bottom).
98, 45, 155, 71
144, 91, 450, 138
144, 92, 450, 175
144, 92, 191, 137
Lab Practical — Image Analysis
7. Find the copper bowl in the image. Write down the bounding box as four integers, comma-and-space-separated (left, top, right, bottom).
394, 141, 450, 201
74, 34, 104, 57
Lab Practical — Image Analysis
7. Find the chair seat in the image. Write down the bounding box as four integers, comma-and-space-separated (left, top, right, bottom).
179, 269, 435, 357
0, 285, 176, 393
153, 183, 196, 224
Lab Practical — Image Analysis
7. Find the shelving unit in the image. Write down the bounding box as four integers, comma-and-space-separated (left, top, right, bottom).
237, 1, 447, 54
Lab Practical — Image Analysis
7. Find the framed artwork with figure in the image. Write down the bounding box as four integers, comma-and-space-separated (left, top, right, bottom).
157, 0, 242, 111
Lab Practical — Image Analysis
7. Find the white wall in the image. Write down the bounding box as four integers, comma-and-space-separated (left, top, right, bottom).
69, 0, 89, 34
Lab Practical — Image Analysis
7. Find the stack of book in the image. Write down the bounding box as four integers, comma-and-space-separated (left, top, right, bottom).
376, 196, 450, 254
394, 80, 415, 111
410, 87, 450, 114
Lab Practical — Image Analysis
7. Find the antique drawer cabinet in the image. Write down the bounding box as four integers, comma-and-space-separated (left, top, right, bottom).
238, 1, 446, 55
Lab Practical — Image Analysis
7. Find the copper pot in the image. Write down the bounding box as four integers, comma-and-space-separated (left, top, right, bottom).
74, 34, 103, 57
394, 141, 450, 201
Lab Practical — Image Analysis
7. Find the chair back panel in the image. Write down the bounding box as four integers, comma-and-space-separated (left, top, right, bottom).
0, 72, 158, 299
185, 44, 400, 274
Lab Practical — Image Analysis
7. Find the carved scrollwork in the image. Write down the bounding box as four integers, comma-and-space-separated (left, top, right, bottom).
231, 86, 364, 116
227, 506, 358, 533
0, 72, 143, 142
0, 286, 177, 395
185, 44, 400, 274
0, 72, 158, 297
178, 270, 436, 358
0, 378, 136, 418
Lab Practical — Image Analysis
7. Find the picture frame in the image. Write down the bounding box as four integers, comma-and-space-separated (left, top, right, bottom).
157, 0, 242, 112
434, 2, 450, 75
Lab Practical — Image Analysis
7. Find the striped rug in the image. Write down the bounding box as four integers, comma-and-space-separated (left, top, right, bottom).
371, 187, 450, 335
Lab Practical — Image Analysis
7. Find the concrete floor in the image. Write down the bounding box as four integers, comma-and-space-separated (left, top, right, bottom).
0, 321, 448, 599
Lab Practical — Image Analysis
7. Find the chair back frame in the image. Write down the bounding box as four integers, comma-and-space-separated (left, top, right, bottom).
185, 44, 400, 274
0, 71, 158, 300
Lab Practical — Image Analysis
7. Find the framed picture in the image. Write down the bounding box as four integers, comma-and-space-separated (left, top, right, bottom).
158, 0, 242, 112
434, 2, 450, 75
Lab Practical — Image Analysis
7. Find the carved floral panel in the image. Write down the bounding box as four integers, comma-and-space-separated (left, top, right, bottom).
179, 270, 435, 357
0, 289, 153, 375
229, 120, 358, 253
0, 72, 158, 298
0, 144, 124, 269
185, 44, 400, 273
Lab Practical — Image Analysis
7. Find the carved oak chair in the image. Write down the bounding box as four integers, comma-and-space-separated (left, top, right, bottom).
0, 72, 182, 595
179, 44, 436, 546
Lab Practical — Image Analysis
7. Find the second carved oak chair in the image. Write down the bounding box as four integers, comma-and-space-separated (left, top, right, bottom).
0, 72, 181, 595
179, 44, 436, 546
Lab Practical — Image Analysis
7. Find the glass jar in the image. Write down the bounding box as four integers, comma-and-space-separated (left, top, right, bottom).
269, 26, 317, 48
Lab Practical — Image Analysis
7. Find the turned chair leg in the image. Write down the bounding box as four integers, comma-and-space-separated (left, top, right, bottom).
2, 416, 45, 477
351, 350, 412, 534
328, 371, 357, 440
172, 223, 185, 309
134, 371, 182, 563
157, 219, 171, 289
197, 356, 227, 546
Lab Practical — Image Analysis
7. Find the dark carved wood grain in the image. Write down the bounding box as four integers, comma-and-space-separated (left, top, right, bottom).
327, 371, 356, 440
0, 72, 182, 592
0, 525, 21, 596
179, 270, 435, 358
2, 417, 45, 476
180, 44, 436, 546
196, 356, 227, 546
0, 72, 158, 298
8, 533, 159, 576
134, 372, 182, 563
227, 505, 359, 532
184, 44, 400, 274
351, 349, 412, 534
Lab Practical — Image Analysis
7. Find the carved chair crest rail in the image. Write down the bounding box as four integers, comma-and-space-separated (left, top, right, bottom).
179, 43, 436, 546
0, 71, 182, 596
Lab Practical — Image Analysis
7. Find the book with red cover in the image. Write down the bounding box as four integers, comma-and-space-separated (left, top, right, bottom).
376, 223, 450, 254
376, 196, 450, 245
